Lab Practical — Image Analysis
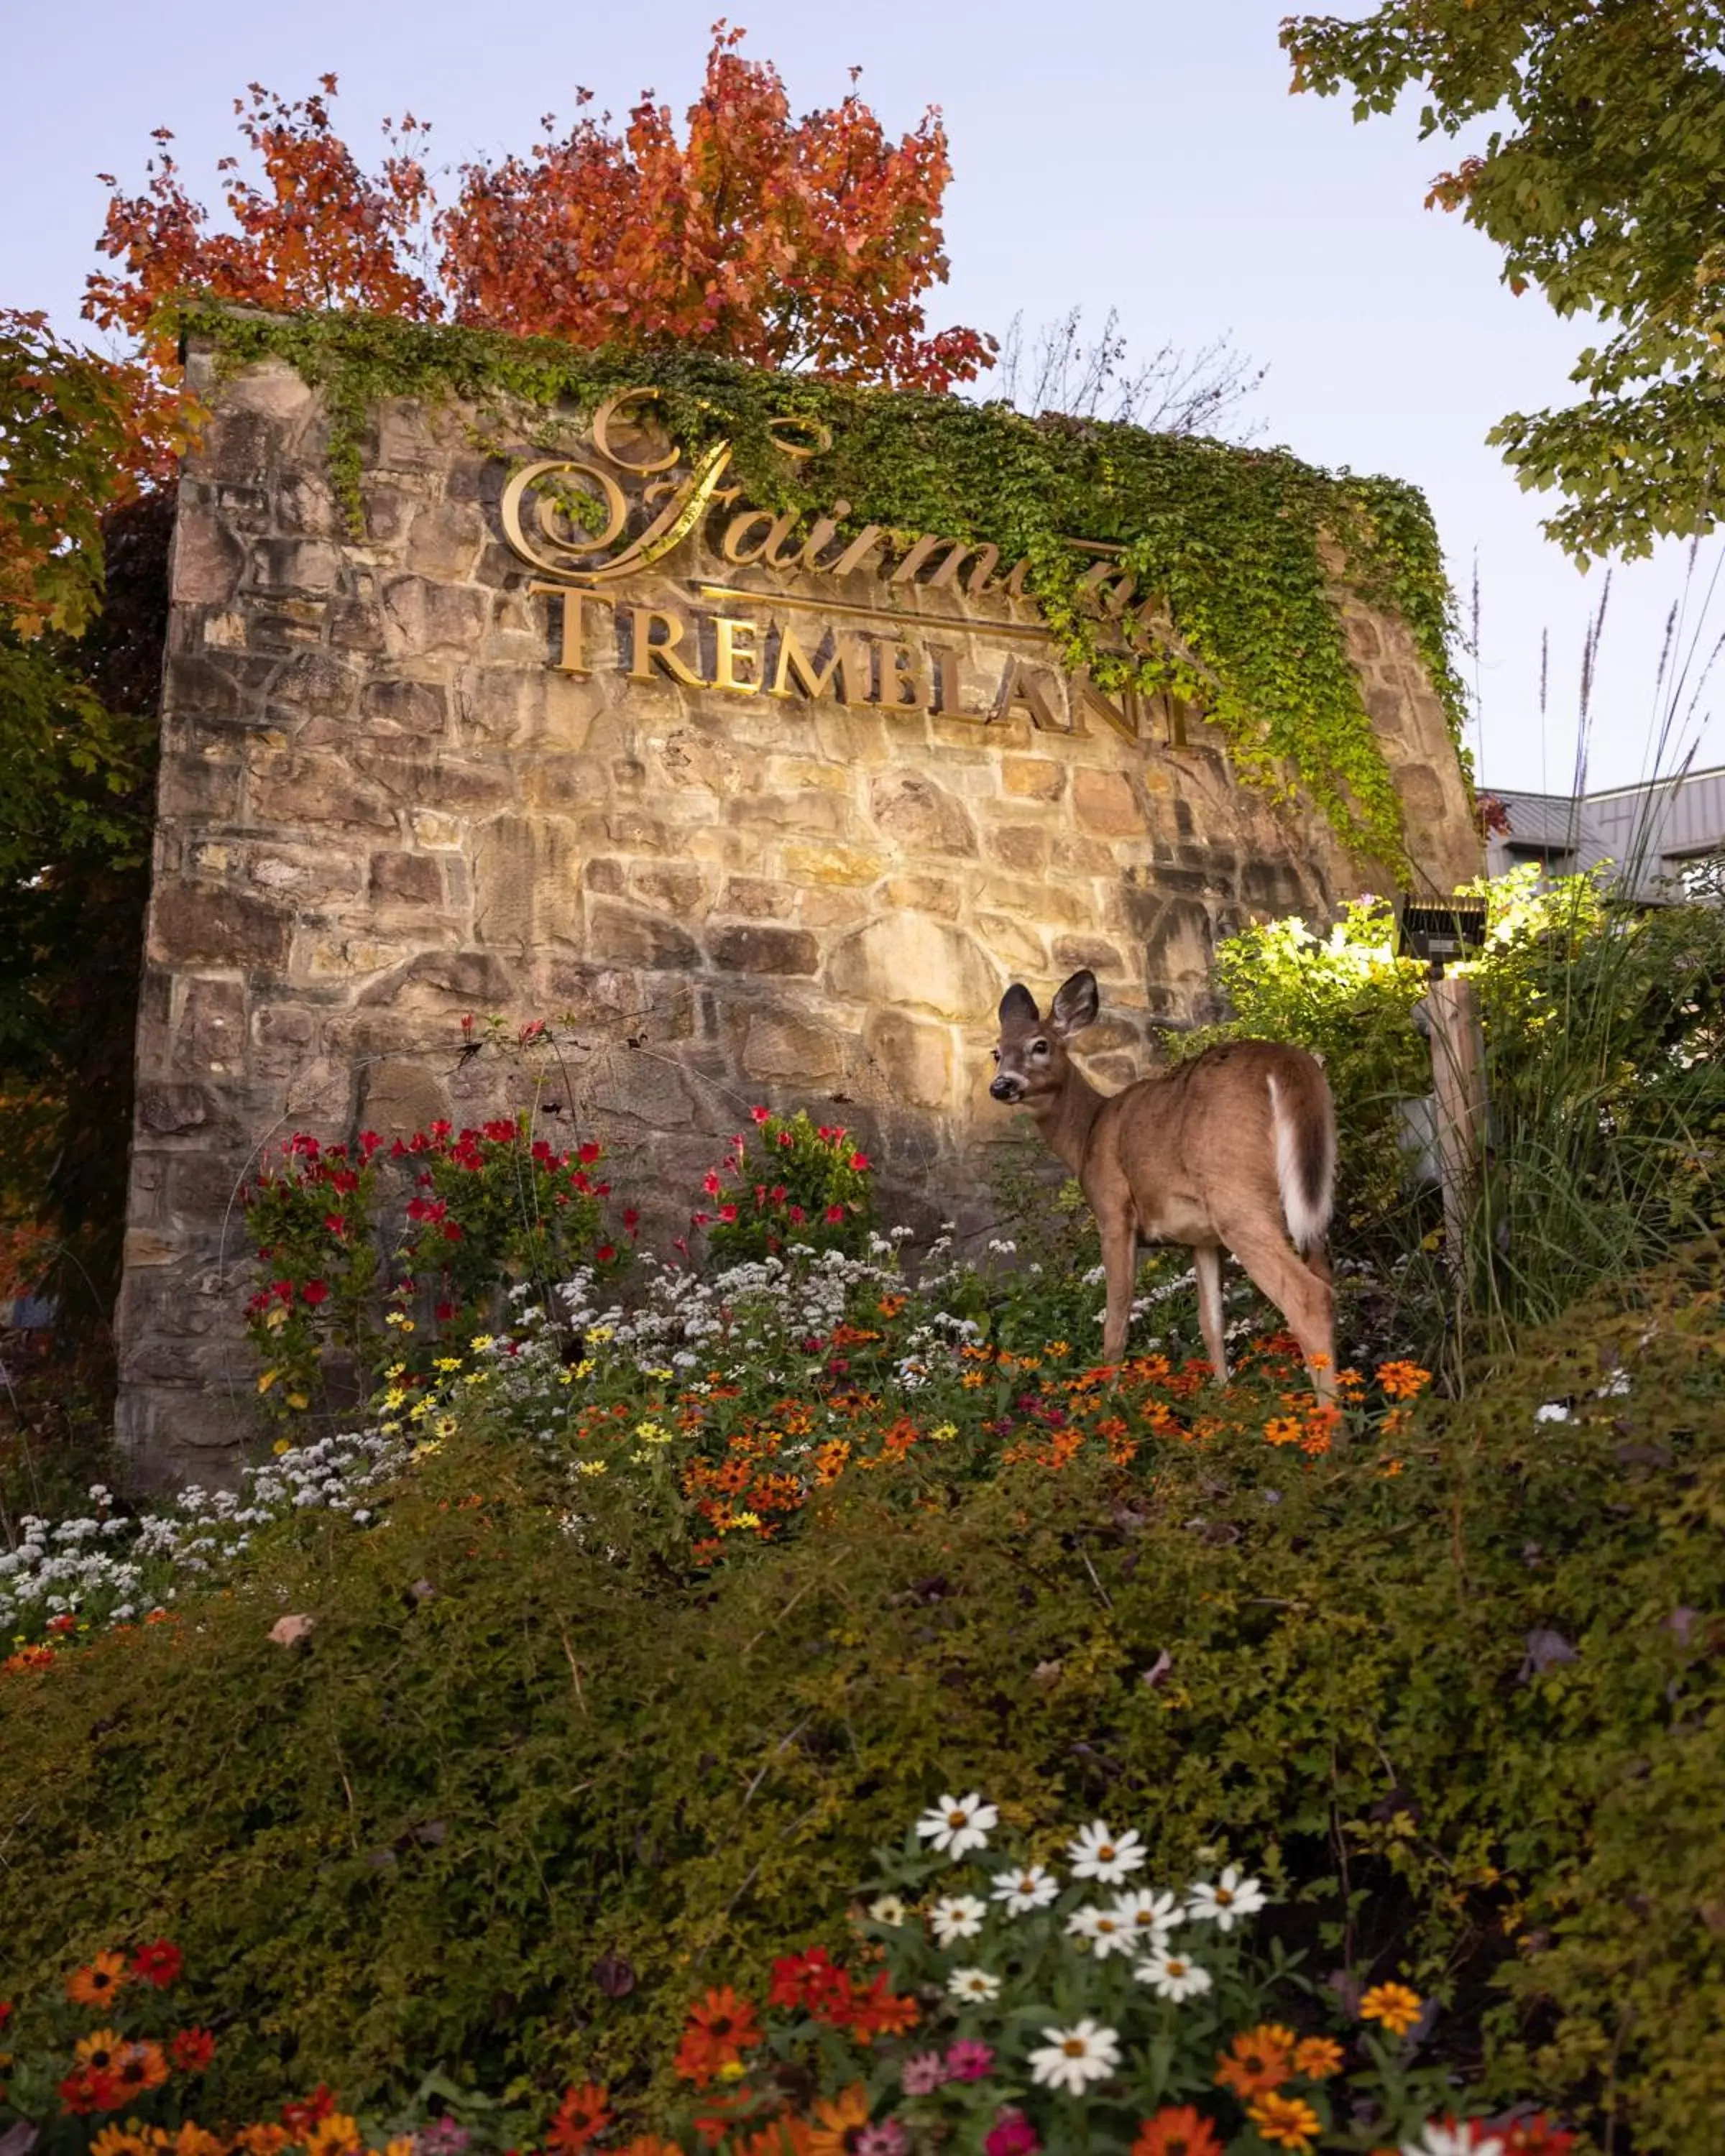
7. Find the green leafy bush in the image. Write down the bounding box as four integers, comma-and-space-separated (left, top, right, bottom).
695, 1109, 875, 1266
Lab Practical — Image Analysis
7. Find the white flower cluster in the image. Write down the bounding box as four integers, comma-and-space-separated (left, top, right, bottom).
0, 1429, 406, 1640
906, 1793, 1268, 2027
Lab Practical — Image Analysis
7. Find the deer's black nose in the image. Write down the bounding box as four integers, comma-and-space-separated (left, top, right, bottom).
990, 1077, 1019, 1102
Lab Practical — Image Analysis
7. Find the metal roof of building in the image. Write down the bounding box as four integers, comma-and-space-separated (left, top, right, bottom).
1484, 763, 1725, 898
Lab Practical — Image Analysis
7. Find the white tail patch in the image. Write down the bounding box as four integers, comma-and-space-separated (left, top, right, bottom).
1268, 1072, 1334, 1253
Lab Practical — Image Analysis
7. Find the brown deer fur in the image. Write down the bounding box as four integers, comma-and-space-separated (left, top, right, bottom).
990, 970, 1338, 1396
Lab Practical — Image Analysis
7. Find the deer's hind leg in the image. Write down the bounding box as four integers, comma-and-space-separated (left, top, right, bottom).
1216, 1215, 1337, 1401
1194, 1244, 1228, 1382
1098, 1204, 1138, 1365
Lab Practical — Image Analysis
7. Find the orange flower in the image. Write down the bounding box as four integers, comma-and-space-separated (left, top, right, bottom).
157, 2126, 229, 2156
112, 2043, 171, 2100
1292, 2035, 1344, 2079
235, 2129, 291, 2156
1132, 2106, 1224, 2156
840, 1971, 919, 2042
1214, 2023, 1294, 2097
1246, 2091, 1322, 2151
301, 2116, 362, 2156
1376, 1360, 1432, 1401
673, 1985, 762, 2087
75, 2030, 129, 2074
796, 2084, 872, 2156
1359, 1981, 1423, 2037
90, 2129, 152, 2156
546, 2084, 612, 2154
170, 2029, 217, 2074
68, 1951, 131, 2008
617, 2141, 684, 2156
1264, 1416, 1303, 1447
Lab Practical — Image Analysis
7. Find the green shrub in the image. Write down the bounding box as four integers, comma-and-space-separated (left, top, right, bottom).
2, 1248, 1721, 2151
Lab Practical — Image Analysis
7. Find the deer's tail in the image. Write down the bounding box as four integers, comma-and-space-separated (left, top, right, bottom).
1267, 1056, 1335, 1254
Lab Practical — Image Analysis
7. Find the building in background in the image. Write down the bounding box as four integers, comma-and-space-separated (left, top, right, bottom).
1484, 764, 1725, 899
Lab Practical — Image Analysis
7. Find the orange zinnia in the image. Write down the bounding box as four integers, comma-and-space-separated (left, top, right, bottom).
546, 2083, 613, 2154
302, 2115, 362, 2156
112, 2042, 171, 2099
90, 2130, 152, 2156
159, 2127, 228, 2156
1247, 2091, 1323, 2152
1359, 1981, 1423, 2037
67, 1951, 130, 2007
796, 2083, 872, 2156
1292, 2035, 1345, 2079
74, 2030, 128, 2073
1214, 2022, 1295, 2097
1132, 2105, 1225, 2156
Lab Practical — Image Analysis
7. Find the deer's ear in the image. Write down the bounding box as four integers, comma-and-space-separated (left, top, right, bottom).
998, 983, 1040, 1028
1049, 969, 1100, 1037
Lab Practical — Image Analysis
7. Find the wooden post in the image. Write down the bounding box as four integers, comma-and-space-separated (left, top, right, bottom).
1426, 972, 1487, 1258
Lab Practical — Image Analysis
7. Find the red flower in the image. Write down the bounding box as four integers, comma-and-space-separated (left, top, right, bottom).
323, 1215, 347, 1238
750, 1105, 770, 1124
442, 1222, 463, 1241
984, 2114, 1040, 2156
435, 1302, 456, 1322
280, 2085, 337, 2133
60, 2068, 122, 2115
429, 1120, 453, 1141
788, 1205, 805, 1223
594, 1245, 617, 1266
301, 1280, 329, 1307
840, 1970, 919, 2042
621, 1209, 640, 1233
170, 2028, 216, 2073
47, 1613, 76, 1634
850, 1152, 870, 1171
359, 1130, 382, 1157
703, 1171, 722, 1197
546, 2083, 612, 2153
770, 1948, 851, 2016
579, 1142, 602, 1165
0, 1999, 12, 2031
777, 1130, 794, 1148
718, 1205, 738, 1225
132, 1938, 183, 1989
1505, 2122, 1578, 2155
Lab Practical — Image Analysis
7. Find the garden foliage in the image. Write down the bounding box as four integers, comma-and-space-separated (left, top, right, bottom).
2, 1233, 1722, 2151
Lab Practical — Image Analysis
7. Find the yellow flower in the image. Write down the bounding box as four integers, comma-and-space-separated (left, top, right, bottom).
304, 2116, 363, 2156
727, 1511, 763, 1531
574, 1359, 594, 1378
434, 1416, 457, 1438
434, 1357, 462, 1373
91, 2128, 152, 2156
1045, 1340, 1072, 1358
74, 2028, 129, 2071
929, 1422, 958, 1442
577, 1459, 609, 1477
634, 1422, 671, 1445
1246, 2091, 1322, 2151
411, 1440, 443, 1462
960, 1370, 986, 1390
272, 1438, 291, 1456
382, 1389, 407, 1410
409, 1400, 433, 1422
384, 1312, 415, 1332
557, 1369, 575, 1386
648, 1365, 674, 1381
585, 1325, 615, 1345
469, 1335, 495, 1352
1359, 1980, 1423, 2037
385, 1361, 406, 1378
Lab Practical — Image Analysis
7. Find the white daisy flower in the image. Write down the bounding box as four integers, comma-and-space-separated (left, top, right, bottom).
868, 1894, 908, 1927
1185, 1865, 1268, 1930
1400, 2127, 1504, 2156
1064, 1904, 1136, 1959
930, 1893, 989, 1945
1133, 1945, 1213, 2001
1067, 1819, 1146, 1884
990, 1864, 1060, 1915
1111, 1886, 1180, 1941
947, 1966, 1001, 2003
1027, 2018, 1122, 2096
916, 1791, 999, 1858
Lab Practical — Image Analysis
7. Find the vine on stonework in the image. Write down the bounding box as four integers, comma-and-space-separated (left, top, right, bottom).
173, 303, 1468, 868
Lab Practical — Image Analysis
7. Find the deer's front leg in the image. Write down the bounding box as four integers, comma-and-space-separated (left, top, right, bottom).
1098, 1210, 1138, 1365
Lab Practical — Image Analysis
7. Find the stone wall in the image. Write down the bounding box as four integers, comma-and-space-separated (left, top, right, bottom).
115, 346, 1480, 1483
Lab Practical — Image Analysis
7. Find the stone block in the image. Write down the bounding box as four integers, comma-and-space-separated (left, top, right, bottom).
248, 754, 400, 834
172, 507, 246, 607
251, 1003, 318, 1079
973, 912, 1049, 975
383, 576, 489, 655
1054, 934, 1129, 975
863, 1010, 951, 1109
172, 976, 246, 1076
1072, 768, 1144, 837
827, 916, 1000, 1022
360, 679, 448, 737
742, 1010, 842, 1082
587, 900, 701, 972
869, 772, 977, 855
632, 864, 707, 914
274, 650, 359, 721
370, 852, 444, 903
152, 885, 292, 972
985, 824, 1050, 875
360, 1060, 452, 1142
721, 878, 796, 920
1001, 756, 1064, 801
279, 471, 344, 538
253, 540, 344, 596
881, 875, 960, 918
406, 502, 485, 579
710, 924, 821, 976
167, 650, 280, 727
137, 1083, 211, 1136
781, 843, 884, 887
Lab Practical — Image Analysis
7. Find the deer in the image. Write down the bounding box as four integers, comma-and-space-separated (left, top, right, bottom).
989, 969, 1338, 1398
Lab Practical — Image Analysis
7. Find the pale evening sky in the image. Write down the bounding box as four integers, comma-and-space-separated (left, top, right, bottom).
4, 0, 1716, 796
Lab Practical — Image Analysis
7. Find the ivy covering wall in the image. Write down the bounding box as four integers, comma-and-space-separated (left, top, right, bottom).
180, 304, 1469, 867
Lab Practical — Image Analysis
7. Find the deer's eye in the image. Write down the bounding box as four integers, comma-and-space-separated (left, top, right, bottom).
1031, 1039, 1049, 1058
990, 1048, 1000, 1063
